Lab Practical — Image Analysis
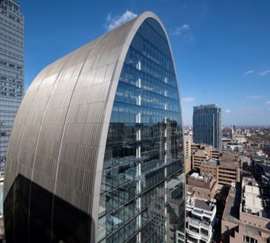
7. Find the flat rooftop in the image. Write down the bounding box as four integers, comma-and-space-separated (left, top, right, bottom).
201, 158, 219, 166
222, 184, 240, 223
194, 199, 215, 212
189, 172, 214, 183
220, 152, 240, 168
242, 177, 263, 215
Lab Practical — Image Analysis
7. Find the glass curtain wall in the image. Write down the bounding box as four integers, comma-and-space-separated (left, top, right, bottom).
98, 18, 185, 243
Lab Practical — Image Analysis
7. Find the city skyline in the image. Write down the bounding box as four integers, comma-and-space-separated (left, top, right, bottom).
20, 0, 270, 126
2, 2, 270, 243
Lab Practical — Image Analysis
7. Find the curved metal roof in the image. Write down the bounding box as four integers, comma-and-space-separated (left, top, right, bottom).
4, 11, 179, 241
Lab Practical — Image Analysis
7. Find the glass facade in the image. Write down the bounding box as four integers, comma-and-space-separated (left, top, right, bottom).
193, 105, 222, 151
0, 0, 24, 169
97, 18, 185, 243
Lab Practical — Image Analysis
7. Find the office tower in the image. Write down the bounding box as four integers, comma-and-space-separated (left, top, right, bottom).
0, 0, 24, 168
4, 12, 185, 243
193, 104, 222, 151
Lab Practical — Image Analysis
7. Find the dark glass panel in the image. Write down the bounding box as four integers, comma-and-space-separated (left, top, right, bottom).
4, 175, 92, 243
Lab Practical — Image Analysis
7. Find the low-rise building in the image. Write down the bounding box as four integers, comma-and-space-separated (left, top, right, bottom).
200, 159, 219, 180
218, 153, 240, 186
222, 177, 270, 243
186, 172, 217, 243
186, 198, 216, 243
263, 144, 270, 157
187, 172, 217, 201
184, 134, 193, 174
233, 134, 247, 144
191, 144, 220, 170
225, 142, 243, 152
199, 152, 240, 186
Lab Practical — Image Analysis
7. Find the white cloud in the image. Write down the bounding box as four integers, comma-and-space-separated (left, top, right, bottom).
243, 69, 270, 77
182, 96, 195, 103
225, 109, 231, 113
243, 70, 254, 76
105, 10, 137, 31
246, 95, 263, 100
259, 70, 270, 76
172, 24, 191, 36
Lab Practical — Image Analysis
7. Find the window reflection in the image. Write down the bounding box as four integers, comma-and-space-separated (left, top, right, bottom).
98, 17, 184, 243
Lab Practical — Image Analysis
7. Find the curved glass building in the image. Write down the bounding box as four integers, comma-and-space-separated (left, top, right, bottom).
4, 12, 185, 243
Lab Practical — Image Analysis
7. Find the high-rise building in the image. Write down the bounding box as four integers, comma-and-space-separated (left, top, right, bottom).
193, 104, 222, 151
4, 12, 185, 243
0, 0, 24, 168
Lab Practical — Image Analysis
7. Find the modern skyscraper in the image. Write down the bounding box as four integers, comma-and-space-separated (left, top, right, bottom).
193, 104, 222, 151
0, 0, 24, 169
4, 12, 185, 243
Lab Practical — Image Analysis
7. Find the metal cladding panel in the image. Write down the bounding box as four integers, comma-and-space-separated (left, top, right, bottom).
5, 17, 134, 199
4, 11, 182, 243
4, 57, 67, 196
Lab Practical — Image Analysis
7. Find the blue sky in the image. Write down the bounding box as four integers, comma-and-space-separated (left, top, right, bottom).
20, 0, 270, 126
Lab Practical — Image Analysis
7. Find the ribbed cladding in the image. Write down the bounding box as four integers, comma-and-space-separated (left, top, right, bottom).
4, 15, 138, 219
54, 22, 135, 214
4, 57, 67, 199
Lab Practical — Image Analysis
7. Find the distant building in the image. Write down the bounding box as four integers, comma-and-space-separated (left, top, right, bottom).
200, 159, 219, 180
222, 127, 233, 139
263, 144, 270, 157
222, 177, 270, 243
191, 144, 220, 170
186, 172, 217, 201
232, 134, 247, 144
0, 175, 4, 241
186, 172, 217, 243
222, 137, 232, 150
184, 133, 192, 173
200, 152, 240, 186
0, 0, 24, 168
218, 152, 240, 186
225, 142, 243, 152
193, 104, 222, 151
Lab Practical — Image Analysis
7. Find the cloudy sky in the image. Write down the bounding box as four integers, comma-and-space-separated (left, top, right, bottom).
20, 0, 270, 126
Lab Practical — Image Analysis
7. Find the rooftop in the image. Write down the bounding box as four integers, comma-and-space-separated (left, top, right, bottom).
194, 199, 215, 212
194, 104, 220, 110
201, 158, 219, 166
188, 172, 215, 184
242, 177, 264, 216
187, 172, 216, 191
222, 184, 240, 223
219, 152, 240, 168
